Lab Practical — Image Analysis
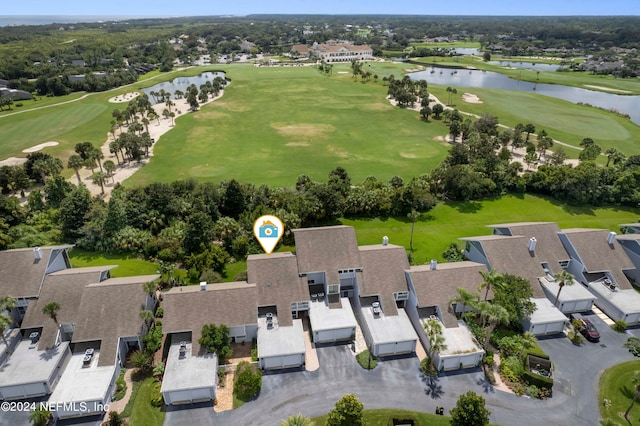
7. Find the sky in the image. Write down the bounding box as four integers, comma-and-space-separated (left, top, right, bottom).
1, 0, 638, 18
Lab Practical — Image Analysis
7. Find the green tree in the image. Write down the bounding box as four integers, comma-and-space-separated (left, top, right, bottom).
281, 414, 315, 426
432, 103, 444, 119
234, 360, 262, 401
29, 406, 52, 426
624, 371, 640, 420
59, 184, 92, 240
326, 393, 365, 426
442, 242, 465, 262
524, 124, 535, 142
524, 151, 538, 170
579, 143, 602, 162
423, 317, 447, 370
478, 269, 501, 301
67, 155, 85, 186
0, 314, 13, 353
450, 287, 479, 319
91, 171, 108, 195
492, 273, 536, 324
479, 302, 509, 349
408, 209, 419, 251
103, 160, 116, 182
42, 301, 60, 324
199, 323, 233, 363
552, 270, 575, 306
450, 391, 490, 426
519, 331, 537, 359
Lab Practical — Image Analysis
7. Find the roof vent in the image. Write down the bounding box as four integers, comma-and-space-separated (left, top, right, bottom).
607, 231, 617, 245
528, 237, 537, 252
382, 236, 389, 246
430, 259, 437, 270
34, 247, 42, 260
200, 281, 207, 291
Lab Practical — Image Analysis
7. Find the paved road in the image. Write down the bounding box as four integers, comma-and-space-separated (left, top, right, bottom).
164, 318, 639, 426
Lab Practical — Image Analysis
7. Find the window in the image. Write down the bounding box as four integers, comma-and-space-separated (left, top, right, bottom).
394, 292, 409, 301
328, 284, 339, 294
558, 260, 569, 268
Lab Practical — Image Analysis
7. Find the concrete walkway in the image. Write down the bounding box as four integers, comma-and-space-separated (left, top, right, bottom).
303, 329, 319, 372
103, 368, 134, 420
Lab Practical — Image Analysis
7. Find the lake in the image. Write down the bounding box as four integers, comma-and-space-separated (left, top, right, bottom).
489, 61, 564, 72
410, 67, 640, 125
141, 71, 226, 103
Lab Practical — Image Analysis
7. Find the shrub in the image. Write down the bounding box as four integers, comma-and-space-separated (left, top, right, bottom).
129, 350, 153, 372
114, 372, 127, 401
150, 379, 164, 407
571, 319, 584, 330
499, 356, 524, 383
624, 337, 640, 356
155, 307, 164, 318
612, 319, 628, 333
233, 361, 262, 401
522, 370, 553, 392
525, 385, 540, 399
568, 330, 584, 345
142, 323, 163, 353
107, 411, 125, 426
356, 350, 377, 370
420, 357, 436, 375
251, 347, 258, 362
484, 354, 494, 367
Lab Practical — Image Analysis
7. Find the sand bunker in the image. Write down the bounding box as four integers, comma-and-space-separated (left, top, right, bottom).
583, 85, 631, 94
108, 92, 140, 103
22, 141, 59, 153
0, 157, 27, 167
461, 93, 483, 104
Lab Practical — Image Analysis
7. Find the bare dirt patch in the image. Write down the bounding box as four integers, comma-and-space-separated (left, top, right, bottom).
273, 123, 335, 139
433, 136, 446, 142
285, 142, 310, 147
400, 152, 418, 158
22, 141, 59, 153
461, 93, 483, 104
108, 92, 140, 103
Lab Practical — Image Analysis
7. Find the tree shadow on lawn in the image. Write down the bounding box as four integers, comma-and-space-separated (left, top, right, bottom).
445, 200, 483, 214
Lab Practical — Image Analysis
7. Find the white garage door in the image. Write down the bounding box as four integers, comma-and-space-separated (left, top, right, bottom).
263, 354, 303, 369
166, 390, 192, 405
532, 322, 564, 335
560, 301, 576, 313
376, 343, 396, 356
190, 388, 213, 402
395, 341, 415, 354
316, 328, 353, 343
0, 382, 47, 400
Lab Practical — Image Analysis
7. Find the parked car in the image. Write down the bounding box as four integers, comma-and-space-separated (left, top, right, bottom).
570, 313, 600, 342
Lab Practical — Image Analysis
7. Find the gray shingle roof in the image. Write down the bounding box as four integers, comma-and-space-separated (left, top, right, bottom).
560, 228, 634, 289
489, 222, 570, 265
162, 282, 257, 355
0, 246, 71, 299
461, 233, 559, 298
407, 261, 487, 328
358, 244, 410, 317
247, 252, 308, 327
72, 275, 159, 367
21, 267, 112, 351
293, 226, 361, 277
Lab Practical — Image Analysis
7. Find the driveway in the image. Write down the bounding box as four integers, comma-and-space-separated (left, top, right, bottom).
164, 325, 639, 426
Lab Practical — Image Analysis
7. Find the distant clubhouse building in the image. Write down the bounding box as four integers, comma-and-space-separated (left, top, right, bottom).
291, 40, 373, 63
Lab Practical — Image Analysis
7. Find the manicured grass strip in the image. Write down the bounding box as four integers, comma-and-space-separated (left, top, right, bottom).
68, 248, 158, 277
128, 377, 165, 426
121, 379, 142, 418
599, 360, 640, 425
356, 350, 378, 370
313, 408, 451, 425
342, 193, 639, 263
127, 63, 451, 187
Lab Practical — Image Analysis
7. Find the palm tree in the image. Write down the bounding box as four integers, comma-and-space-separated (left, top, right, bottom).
423, 317, 447, 369
0, 296, 17, 312
478, 269, 502, 301
553, 270, 575, 306
450, 288, 479, 319
139, 309, 154, 327
624, 371, 640, 420
0, 314, 13, 352
42, 301, 60, 324
103, 160, 116, 183
524, 123, 535, 142
91, 172, 108, 195
143, 281, 157, 304
29, 406, 52, 426
67, 155, 84, 185
519, 331, 537, 359
480, 303, 510, 349
281, 414, 315, 426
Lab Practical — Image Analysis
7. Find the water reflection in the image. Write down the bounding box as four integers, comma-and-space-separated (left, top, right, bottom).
141, 71, 226, 103
410, 67, 640, 125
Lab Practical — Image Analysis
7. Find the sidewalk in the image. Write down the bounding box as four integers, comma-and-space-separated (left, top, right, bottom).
103, 368, 134, 420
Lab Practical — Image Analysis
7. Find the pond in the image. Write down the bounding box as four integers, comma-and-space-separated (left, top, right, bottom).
141, 71, 226, 103
410, 67, 640, 125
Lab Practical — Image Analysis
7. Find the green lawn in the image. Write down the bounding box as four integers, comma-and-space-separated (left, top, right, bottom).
68, 248, 158, 277
428, 85, 640, 156
126, 63, 451, 187
313, 408, 451, 425
599, 360, 640, 425
127, 376, 165, 426
342, 193, 639, 263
